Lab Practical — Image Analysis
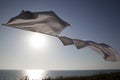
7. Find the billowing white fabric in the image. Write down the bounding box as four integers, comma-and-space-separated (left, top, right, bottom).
58, 36, 120, 61
3, 10, 119, 62
3, 10, 70, 36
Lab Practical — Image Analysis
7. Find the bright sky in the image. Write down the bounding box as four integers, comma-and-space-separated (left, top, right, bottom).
0, 0, 120, 70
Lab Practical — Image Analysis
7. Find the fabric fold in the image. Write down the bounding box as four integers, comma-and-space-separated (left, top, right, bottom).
58, 36, 74, 45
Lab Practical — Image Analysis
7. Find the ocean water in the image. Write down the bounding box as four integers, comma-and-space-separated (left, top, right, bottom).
0, 69, 120, 80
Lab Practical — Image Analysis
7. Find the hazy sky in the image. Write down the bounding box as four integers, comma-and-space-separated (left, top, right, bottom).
0, 0, 120, 70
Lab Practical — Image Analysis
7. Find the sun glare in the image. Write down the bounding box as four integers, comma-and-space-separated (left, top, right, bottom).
25, 69, 46, 80
28, 33, 48, 49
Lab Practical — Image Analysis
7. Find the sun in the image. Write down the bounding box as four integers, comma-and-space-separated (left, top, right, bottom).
28, 33, 48, 49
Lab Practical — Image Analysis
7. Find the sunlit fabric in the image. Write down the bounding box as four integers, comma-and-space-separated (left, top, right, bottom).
3, 10, 119, 62
58, 36, 119, 61
3, 10, 70, 36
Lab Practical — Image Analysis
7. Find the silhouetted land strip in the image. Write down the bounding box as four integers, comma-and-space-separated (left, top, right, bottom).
43, 72, 120, 80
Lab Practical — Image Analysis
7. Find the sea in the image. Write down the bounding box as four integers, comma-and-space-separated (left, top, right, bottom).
0, 69, 120, 80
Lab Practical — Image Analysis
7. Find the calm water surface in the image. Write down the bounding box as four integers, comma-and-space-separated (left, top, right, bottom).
0, 69, 120, 80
